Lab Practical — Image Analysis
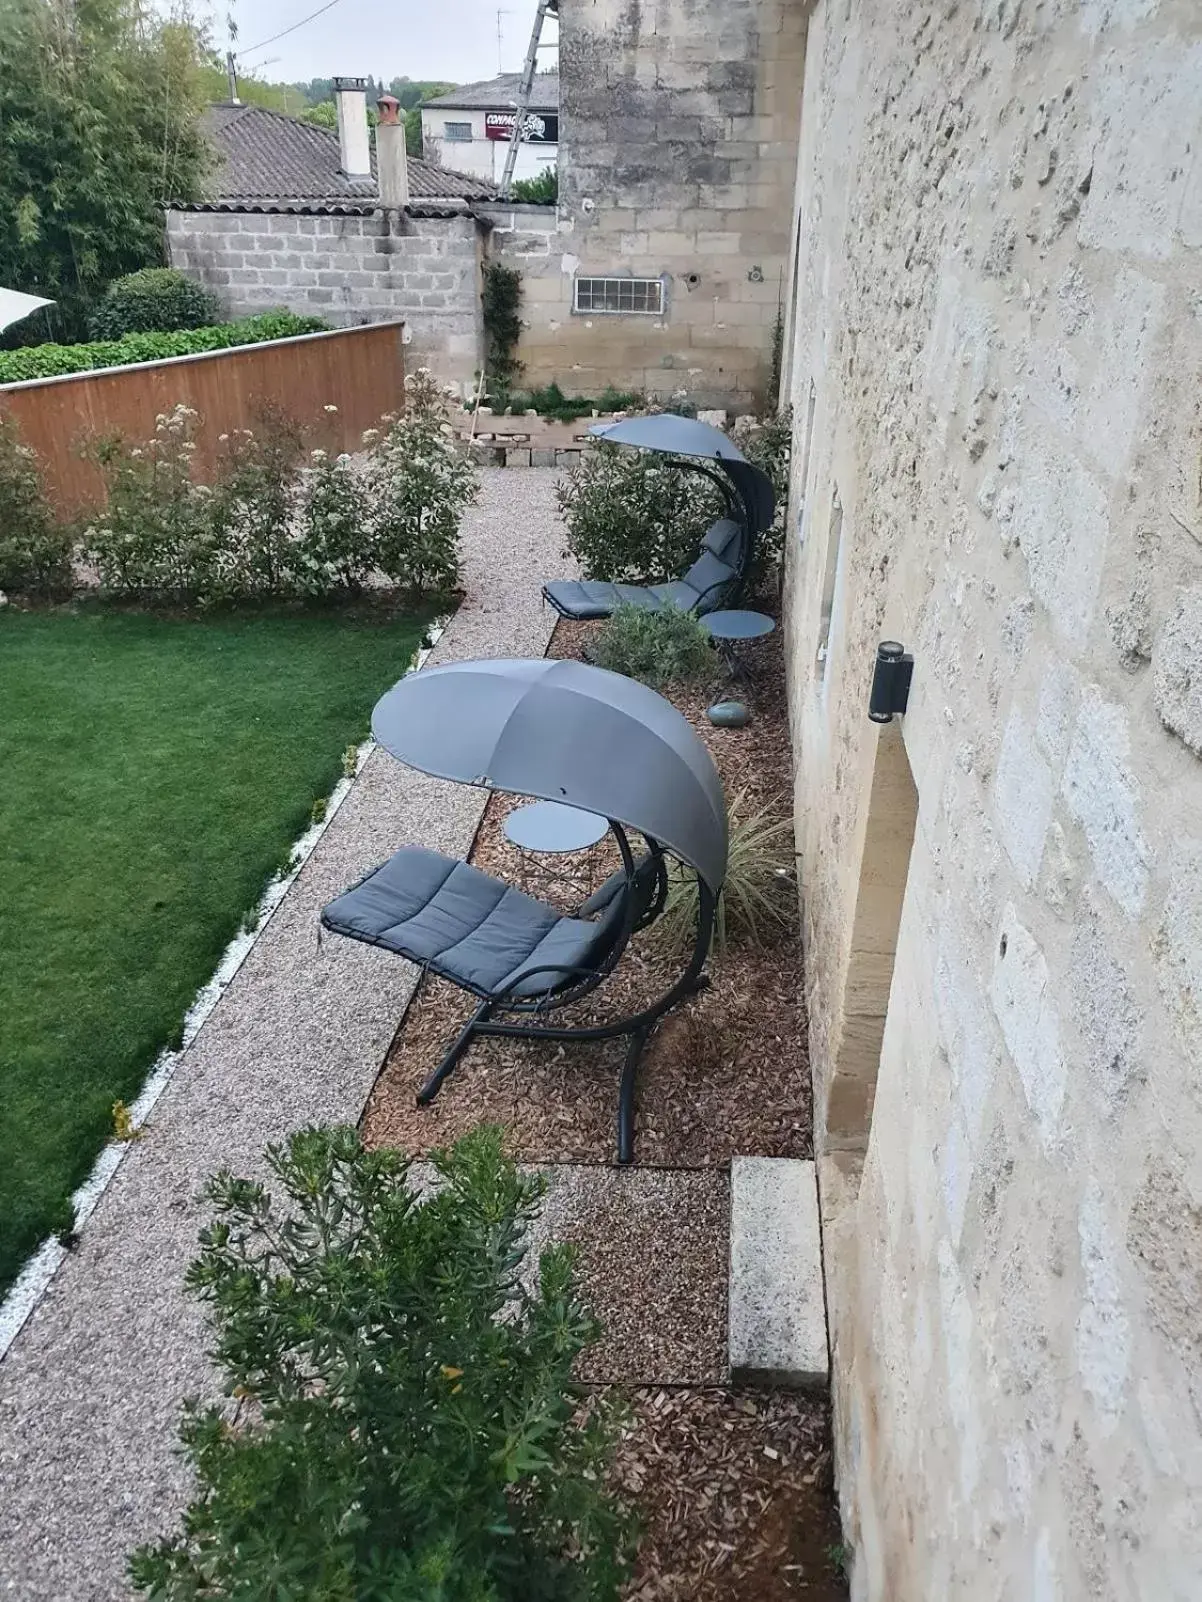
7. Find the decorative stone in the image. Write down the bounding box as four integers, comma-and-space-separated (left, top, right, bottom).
707, 699, 752, 728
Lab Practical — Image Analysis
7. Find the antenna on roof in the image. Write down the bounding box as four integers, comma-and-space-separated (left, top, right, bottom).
498, 0, 558, 200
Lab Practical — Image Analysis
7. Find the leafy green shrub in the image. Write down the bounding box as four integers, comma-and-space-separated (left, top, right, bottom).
504, 381, 643, 424
89, 268, 221, 340
300, 442, 374, 591
732, 407, 792, 570
85, 404, 216, 599
0, 415, 74, 595
128, 1124, 635, 1602
557, 441, 726, 584
207, 406, 307, 599
657, 787, 795, 956
590, 602, 717, 690
364, 368, 477, 598
0, 313, 327, 385
510, 166, 558, 204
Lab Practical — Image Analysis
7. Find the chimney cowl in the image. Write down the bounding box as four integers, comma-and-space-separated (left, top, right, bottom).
377, 94, 401, 125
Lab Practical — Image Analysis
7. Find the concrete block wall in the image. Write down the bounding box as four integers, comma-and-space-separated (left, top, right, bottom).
166, 211, 483, 390
781, 1, 1202, 1598
485, 0, 805, 410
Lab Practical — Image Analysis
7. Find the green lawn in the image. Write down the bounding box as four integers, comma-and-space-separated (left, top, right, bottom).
0, 604, 432, 1295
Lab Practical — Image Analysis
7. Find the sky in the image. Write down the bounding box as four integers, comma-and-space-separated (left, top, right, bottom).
208, 0, 558, 89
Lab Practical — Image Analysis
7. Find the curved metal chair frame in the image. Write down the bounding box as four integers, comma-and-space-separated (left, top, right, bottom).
413, 820, 714, 1163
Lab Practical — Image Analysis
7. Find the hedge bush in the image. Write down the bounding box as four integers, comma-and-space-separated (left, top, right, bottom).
556, 441, 726, 584
0, 312, 327, 386
83, 371, 475, 605
128, 1124, 636, 1602
89, 268, 221, 340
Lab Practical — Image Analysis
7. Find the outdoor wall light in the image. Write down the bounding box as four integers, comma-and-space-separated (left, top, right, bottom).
868, 641, 914, 723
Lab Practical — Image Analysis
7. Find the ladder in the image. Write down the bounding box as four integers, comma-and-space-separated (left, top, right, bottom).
498, 0, 558, 199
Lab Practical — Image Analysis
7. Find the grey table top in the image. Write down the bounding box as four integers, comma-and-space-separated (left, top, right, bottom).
701, 609, 777, 641
504, 799, 609, 853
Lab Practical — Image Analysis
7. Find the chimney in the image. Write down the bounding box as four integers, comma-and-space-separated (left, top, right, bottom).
332, 76, 371, 180
375, 94, 410, 210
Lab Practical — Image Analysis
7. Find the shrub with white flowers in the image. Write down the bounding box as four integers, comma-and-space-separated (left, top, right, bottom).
0, 414, 74, 596
363, 367, 477, 598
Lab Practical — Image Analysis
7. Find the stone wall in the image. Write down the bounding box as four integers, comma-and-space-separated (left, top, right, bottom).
165, 210, 483, 391
491, 0, 805, 410
781, 1, 1202, 1598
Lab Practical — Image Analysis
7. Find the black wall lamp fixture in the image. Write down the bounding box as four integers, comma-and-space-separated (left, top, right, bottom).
868, 641, 913, 723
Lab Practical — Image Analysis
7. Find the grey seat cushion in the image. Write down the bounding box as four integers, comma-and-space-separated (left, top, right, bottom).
543, 514, 746, 620
321, 846, 622, 999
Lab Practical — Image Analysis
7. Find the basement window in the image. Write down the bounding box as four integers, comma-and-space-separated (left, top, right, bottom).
443, 122, 472, 141
573, 276, 665, 316
817, 489, 843, 675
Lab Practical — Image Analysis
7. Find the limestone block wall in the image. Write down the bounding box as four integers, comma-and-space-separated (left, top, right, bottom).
166, 211, 484, 390
514, 0, 806, 409
780, 1, 1202, 1598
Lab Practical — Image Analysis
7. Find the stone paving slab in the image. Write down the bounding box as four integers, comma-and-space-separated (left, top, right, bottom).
0, 471, 570, 1601
729, 1157, 828, 1389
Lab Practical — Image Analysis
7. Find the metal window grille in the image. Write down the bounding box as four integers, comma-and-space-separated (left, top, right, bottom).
573, 276, 665, 316
443, 122, 473, 141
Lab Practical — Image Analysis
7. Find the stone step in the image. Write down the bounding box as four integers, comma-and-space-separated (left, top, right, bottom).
729, 1156, 829, 1388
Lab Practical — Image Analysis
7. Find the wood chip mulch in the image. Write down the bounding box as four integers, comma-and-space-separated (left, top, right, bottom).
361, 612, 812, 1169
612, 1387, 846, 1601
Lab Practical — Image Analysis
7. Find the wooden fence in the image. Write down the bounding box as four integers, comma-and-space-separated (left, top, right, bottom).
0, 321, 407, 518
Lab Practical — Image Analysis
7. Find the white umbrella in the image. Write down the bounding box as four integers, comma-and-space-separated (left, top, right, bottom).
0, 288, 53, 334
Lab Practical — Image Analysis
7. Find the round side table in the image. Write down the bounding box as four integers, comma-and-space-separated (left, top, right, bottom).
700, 609, 776, 691
504, 801, 609, 897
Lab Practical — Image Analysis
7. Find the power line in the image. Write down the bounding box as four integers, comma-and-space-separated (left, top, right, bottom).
240, 0, 349, 60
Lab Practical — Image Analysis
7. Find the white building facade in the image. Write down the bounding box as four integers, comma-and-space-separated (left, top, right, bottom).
421, 72, 558, 186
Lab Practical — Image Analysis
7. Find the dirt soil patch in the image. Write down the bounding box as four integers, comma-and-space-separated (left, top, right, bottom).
614, 1388, 846, 1601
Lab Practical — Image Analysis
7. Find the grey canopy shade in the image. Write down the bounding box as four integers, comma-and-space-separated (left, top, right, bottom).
590, 413, 776, 534
371, 657, 729, 892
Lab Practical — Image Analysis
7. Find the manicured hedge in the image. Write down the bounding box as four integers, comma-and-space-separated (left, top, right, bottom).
0, 312, 329, 386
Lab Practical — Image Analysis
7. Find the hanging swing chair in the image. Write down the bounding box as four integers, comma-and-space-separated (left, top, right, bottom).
542, 412, 776, 621
320, 657, 728, 1163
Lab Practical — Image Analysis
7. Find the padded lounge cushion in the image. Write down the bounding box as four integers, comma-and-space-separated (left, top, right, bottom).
544, 517, 744, 620
542, 578, 699, 620
322, 846, 619, 999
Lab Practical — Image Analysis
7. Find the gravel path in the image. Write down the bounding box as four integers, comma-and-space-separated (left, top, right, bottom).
0, 470, 571, 1601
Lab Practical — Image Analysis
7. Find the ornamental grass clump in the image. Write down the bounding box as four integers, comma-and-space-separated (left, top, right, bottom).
128, 1124, 636, 1602
556, 442, 725, 584
589, 601, 718, 690
656, 787, 796, 958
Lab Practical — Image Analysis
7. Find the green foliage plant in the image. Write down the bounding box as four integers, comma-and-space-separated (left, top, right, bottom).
0, 0, 211, 341
590, 602, 718, 691
732, 407, 793, 571
503, 381, 642, 424
89, 268, 221, 340
482, 261, 523, 399
128, 1123, 636, 1602
207, 405, 307, 599
556, 442, 726, 584
0, 415, 74, 595
364, 368, 477, 598
300, 438, 374, 591
657, 787, 795, 957
85, 404, 214, 599
0, 313, 327, 385
510, 167, 558, 204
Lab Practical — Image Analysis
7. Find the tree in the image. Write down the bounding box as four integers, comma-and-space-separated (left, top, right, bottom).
0, 0, 210, 343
